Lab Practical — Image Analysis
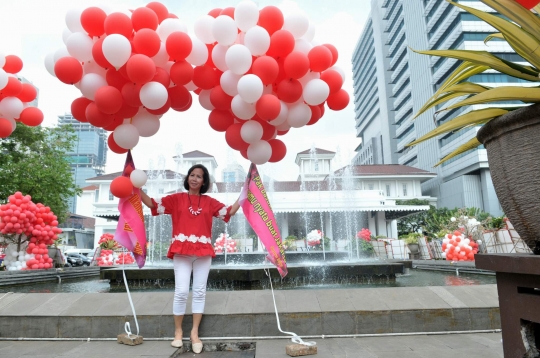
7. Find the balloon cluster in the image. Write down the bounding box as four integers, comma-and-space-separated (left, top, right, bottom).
0, 54, 43, 138
214, 233, 238, 253
194, 2, 349, 164
95, 249, 117, 266
115, 252, 135, 265
0, 192, 62, 270
306, 229, 322, 246
110, 169, 148, 199
98, 233, 119, 249
356, 228, 371, 242
49, 2, 199, 154
442, 230, 479, 261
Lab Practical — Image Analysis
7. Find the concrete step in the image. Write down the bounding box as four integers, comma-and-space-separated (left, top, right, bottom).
0, 267, 100, 286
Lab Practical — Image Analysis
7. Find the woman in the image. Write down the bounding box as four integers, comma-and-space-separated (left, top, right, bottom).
141, 164, 240, 353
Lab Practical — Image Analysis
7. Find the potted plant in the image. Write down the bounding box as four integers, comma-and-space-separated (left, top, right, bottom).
402, 233, 422, 254
410, 0, 540, 253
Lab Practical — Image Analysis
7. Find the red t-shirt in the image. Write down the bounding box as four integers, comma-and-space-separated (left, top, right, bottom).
150, 193, 231, 258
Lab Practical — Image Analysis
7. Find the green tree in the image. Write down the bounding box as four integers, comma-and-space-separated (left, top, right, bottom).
0, 124, 80, 223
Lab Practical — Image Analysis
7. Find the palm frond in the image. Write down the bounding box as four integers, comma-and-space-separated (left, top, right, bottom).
435, 137, 482, 166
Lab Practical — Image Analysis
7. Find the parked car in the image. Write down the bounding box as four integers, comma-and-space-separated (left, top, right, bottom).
67, 253, 91, 266
65, 255, 83, 267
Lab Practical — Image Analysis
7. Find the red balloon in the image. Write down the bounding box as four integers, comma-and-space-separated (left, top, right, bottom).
104, 116, 123, 131
106, 68, 128, 90
277, 79, 302, 103
307, 105, 322, 126
515, 0, 540, 9
258, 6, 284, 35
17, 83, 37, 103
1, 77, 23, 96
133, 29, 161, 57
19, 107, 43, 127
268, 139, 286, 162
122, 83, 143, 107
3, 55, 23, 74
174, 93, 193, 112
0, 118, 13, 138
115, 101, 139, 119
256, 94, 281, 120
267, 30, 295, 59
152, 67, 170, 88
193, 65, 218, 90
323, 44, 338, 66
208, 110, 234, 132
167, 13, 178, 19
126, 54, 156, 84
54, 57, 83, 85
284, 51, 310, 79
132, 7, 159, 31
86, 102, 114, 128
327, 89, 349, 111
277, 129, 289, 136
166, 32, 192, 61
240, 148, 248, 160
147, 96, 171, 115
95, 86, 123, 114
92, 37, 113, 69
81, 7, 107, 37
71, 97, 93, 122
220, 7, 235, 18
225, 123, 249, 150
104, 12, 133, 38
320, 70, 343, 94
254, 117, 277, 140
110, 176, 133, 198
308, 46, 333, 72
209, 86, 233, 110
146, 2, 169, 23
168, 85, 191, 109
170, 61, 193, 85
208, 8, 222, 18
252, 56, 279, 85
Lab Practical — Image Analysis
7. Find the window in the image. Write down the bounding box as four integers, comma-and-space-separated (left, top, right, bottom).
314, 161, 319, 171
158, 188, 164, 194
368, 184, 374, 190
386, 185, 391, 197
402, 184, 408, 197
109, 192, 114, 201
94, 190, 99, 202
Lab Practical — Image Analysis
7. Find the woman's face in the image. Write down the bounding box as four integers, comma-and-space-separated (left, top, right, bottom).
188, 168, 204, 193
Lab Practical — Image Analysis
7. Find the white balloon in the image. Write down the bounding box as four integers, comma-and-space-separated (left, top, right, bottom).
130, 169, 148, 188
220, 70, 241, 96
0, 97, 24, 120
303, 79, 330, 105
0, 69, 8, 90
194, 15, 216, 44
0, 52, 5, 68
287, 103, 312, 128
53, 47, 70, 63
225, 45, 252, 75
301, 22, 316, 42
330, 65, 346, 82
247, 140, 272, 165
241, 120, 263, 144
83, 60, 107, 77
67, 32, 94, 62
198, 90, 214, 111
276, 121, 291, 131
185, 81, 197, 91
151, 43, 169, 68
298, 71, 320, 87
140, 82, 168, 110
244, 26, 270, 56
234, 1, 260, 32
212, 45, 229, 72
65, 8, 85, 33
231, 94, 256, 120
157, 19, 188, 42
269, 101, 289, 126
102, 34, 131, 70
212, 15, 238, 46
294, 39, 313, 55
80, 73, 107, 100
62, 28, 72, 45
237, 74, 263, 104
5, 117, 16, 131
132, 110, 160, 137
44, 53, 56, 77
186, 36, 208, 66
114, 124, 139, 149
283, 13, 309, 39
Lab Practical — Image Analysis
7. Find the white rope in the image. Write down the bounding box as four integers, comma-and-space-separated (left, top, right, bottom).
122, 248, 139, 338
264, 267, 316, 347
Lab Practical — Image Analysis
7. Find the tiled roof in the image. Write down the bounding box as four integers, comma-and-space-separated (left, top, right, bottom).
86, 170, 184, 181
81, 185, 98, 191
181, 150, 214, 158
297, 148, 336, 155
333, 165, 436, 177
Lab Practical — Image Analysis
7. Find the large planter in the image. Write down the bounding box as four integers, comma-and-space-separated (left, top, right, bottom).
477, 103, 540, 254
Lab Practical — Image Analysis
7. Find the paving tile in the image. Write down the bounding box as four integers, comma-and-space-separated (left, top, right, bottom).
27, 293, 86, 316
0, 294, 58, 316
130, 292, 171, 315
250, 290, 286, 314
346, 289, 390, 311
315, 289, 356, 311
224, 291, 254, 314
282, 291, 321, 313
204, 291, 230, 315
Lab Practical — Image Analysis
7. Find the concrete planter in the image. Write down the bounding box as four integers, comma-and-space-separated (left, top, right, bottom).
477, 103, 540, 254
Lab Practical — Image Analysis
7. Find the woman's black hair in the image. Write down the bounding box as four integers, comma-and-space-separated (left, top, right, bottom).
184, 164, 211, 194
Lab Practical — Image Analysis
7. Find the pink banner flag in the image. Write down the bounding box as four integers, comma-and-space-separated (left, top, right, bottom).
114, 151, 147, 268
239, 163, 287, 278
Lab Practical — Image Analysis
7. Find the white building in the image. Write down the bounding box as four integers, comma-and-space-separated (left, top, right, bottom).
78, 149, 436, 249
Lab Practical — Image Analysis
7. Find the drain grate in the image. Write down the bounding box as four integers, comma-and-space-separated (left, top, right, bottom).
170, 342, 256, 357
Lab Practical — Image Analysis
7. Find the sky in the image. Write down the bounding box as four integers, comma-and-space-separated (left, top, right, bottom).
0, 0, 371, 181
